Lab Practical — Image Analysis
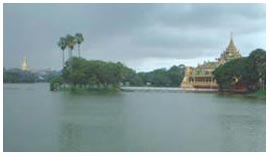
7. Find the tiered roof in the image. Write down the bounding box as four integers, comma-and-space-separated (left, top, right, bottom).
217, 33, 241, 65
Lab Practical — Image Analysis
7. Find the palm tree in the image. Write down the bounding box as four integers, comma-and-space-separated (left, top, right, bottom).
75, 33, 84, 58
65, 34, 76, 59
57, 37, 67, 68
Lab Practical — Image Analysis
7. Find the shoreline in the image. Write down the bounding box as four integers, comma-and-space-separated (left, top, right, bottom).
121, 86, 218, 92
4, 83, 265, 99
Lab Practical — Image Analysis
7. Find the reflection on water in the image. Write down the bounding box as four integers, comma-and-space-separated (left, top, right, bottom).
3, 83, 265, 152
59, 122, 82, 151
217, 108, 266, 151
56, 92, 127, 151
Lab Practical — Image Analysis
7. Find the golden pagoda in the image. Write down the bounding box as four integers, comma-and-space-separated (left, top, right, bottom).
180, 33, 241, 89
22, 56, 30, 71
217, 33, 241, 66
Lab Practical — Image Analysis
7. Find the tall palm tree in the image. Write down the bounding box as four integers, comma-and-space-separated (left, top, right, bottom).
75, 33, 84, 58
65, 34, 76, 59
57, 37, 67, 68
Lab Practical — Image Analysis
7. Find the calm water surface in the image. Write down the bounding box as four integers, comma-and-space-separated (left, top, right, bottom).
3, 83, 265, 152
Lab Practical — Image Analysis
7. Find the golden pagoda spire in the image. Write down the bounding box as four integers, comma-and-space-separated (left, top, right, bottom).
226, 32, 238, 54
227, 32, 237, 53
22, 56, 30, 71
217, 33, 241, 66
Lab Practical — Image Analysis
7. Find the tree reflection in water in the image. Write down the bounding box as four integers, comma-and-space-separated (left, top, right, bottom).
59, 122, 82, 151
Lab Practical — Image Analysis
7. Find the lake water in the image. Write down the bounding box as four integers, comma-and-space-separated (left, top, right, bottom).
3, 83, 266, 152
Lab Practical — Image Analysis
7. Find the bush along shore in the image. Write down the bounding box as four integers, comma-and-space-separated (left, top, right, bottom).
246, 89, 266, 99
50, 56, 186, 93
50, 57, 133, 92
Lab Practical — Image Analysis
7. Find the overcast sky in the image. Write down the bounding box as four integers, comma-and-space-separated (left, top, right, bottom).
3, 3, 266, 72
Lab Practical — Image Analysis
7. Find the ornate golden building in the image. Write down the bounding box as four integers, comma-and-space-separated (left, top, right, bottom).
180, 34, 241, 89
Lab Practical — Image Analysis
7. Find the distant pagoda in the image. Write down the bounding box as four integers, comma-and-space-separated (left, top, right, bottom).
22, 56, 30, 71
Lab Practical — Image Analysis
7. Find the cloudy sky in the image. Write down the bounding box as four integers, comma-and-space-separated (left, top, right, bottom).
3, 3, 266, 72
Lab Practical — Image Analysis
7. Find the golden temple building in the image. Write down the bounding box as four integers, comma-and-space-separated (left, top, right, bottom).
180, 34, 242, 89
22, 56, 30, 71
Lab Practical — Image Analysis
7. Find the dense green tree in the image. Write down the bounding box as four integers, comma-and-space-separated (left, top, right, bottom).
249, 49, 266, 80
53, 56, 186, 90
149, 68, 171, 86
62, 57, 87, 86
4, 69, 37, 83
50, 76, 63, 91
61, 57, 135, 88
214, 58, 256, 91
214, 49, 266, 92
129, 74, 144, 86
167, 65, 185, 86
135, 65, 185, 87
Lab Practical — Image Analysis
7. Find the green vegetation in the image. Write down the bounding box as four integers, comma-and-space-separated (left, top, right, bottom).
57, 33, 84, 68
214, 49, 266, 94
50, 57, 136, 91
50, 57, 186, 92
52, 32, 186, 92
53, 33, 265, 95
4, 68, 60, 83
59, 87, 121, 94
53, 32, 187, 92
135, 65, 185, 87
3, 69, 36, 83
246, 89, 266, 99
50, 76, 63, 91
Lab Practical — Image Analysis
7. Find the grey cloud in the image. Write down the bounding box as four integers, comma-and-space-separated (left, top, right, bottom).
3, 3, 266, 71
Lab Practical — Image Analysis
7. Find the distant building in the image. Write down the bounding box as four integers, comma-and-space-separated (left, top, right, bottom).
22, 56, 30, 71
180, 33, 242, 89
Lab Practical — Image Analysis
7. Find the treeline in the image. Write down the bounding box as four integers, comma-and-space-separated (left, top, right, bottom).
214, 49, 266, 92
60, 57, 135, 88
4, 69, 36, 83
52, 33, 186, 91
4, 68, 60, 83
135, 65, 185, 87
50, 57, 186, 91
